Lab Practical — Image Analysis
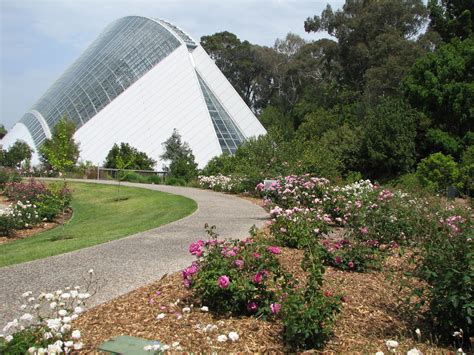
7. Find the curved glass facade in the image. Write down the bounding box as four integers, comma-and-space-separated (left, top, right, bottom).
20, 16, 182, 147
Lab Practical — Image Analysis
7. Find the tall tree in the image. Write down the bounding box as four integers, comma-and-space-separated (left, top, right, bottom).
104, 143, 156, 171
0, 141, 32, 168
160, 129, 198, 181
39, 117, 79, 173
403, 37, 474, 137
428, 0, 474, 41
304, 0, 428, 93
0, 125, 7, 139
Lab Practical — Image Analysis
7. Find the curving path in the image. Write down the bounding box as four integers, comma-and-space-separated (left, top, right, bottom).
0, 180, 268, 327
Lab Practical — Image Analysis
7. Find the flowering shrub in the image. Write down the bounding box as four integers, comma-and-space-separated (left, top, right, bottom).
183, 228, 292, 317
0, 271, 97, 354
321, 238, 383, 272
269, 206, 329, 248
0, 201, 40, 237
281, 244, 341, 349
4, 179, 49, 203
413, 209, 473, 346
3, 179, 72, 225
197, 174, 257, 193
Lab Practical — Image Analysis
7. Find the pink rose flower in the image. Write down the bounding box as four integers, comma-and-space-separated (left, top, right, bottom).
234, 259, 245, 269
335, 256, 342, 264
267, 246, 281, 254
348, 261, 354, 269
218, 275, 230, 289
270, 302, 281, 314
359, 226, 369, 235
247, 302, 258, 313
253, 252, 261, 259
189, 240, 205, 257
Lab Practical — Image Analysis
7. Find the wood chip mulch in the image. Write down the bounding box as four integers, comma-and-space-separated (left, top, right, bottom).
74, 245, 454, 353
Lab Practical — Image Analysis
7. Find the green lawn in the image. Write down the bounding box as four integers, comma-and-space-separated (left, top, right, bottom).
0, 182, 197, 267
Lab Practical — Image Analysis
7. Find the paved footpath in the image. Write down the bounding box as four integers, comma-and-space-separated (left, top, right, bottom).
0, 180, 268, 326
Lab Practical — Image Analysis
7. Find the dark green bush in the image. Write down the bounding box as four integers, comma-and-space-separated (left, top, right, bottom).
145, 174, 163, 184
165, 177, 186, 186
121, 171, 147, 183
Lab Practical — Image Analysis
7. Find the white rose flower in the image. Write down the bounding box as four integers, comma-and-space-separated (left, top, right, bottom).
71, 330, 81, 339
5, 335, 13, 342
375, 352, 384, 355
62, 316, 72, 323
34, 304, 40, 310
60, 293, 71, 300
22, 291, 32, 298
43, 332, 53, 340
27, 347, 36, 354
20, 313, 33, 322
27, 297, 35, 303
20, 304, 27, 310
172, 341, 180, 347
385, 340, 399, 352
156, 313, 166, 319
74, 306, 83, 314
58, 309, 68, 317
200, 306, 209, 312
88, 269, 94, 274
228, 331, 239, 342
70, 290, 78, 298
37, 348, 46, 355
407, 348, 422, 355
64, 341, 73, 347
70, 314, 79, 321
182, 307, 191, 313
144, 345, 153, 351
217, 334, 228, 342
45, 293, 54, 300
162, 345, 170, 351
60, 324, 71, 333
50, 302, 57, 309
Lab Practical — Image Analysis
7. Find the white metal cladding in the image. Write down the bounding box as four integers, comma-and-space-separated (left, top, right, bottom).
1, 16, 266, 168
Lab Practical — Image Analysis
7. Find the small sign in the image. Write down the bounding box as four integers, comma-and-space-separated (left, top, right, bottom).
447, 185, 457, 200
98, 335, 161, 354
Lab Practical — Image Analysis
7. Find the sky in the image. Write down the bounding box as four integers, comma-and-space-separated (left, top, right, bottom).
0, 0, 344, 130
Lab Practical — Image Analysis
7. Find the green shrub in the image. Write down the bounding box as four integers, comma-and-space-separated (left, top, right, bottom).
35, 194, 63, 222
281, 244, 341, 349
121, 171, 147, 183
165, 177, 186, 186
321, 238, 383, 272
183, 228, 292, 317
416, 152, 461, 193
269, 208, 329, 249
0, 167, 21, 190
414, 212, 472, 346
145, 174, 163, 184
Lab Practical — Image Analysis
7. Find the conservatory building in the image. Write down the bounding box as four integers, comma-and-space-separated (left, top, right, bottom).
1, 16, 266, 167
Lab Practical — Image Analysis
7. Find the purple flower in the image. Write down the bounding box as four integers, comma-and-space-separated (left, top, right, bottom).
270, 303, 281, 314
218, 275, 230, 289
234, 259, 245, 269
247, 302, 258, 313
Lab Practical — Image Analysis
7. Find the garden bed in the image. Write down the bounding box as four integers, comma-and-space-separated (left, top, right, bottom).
74, 245, 451, 353
0, 209, 73, 245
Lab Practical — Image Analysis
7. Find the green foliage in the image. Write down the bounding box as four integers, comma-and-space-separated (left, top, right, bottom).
200, 153, 236, 176
428, 0, 474, 41
403, 37, 474, 137
363, 97, 417, 176
281, 244, 341, 350
425, 128, 463, 157
0, 167, 21, 190
321, 239, 382, 272
416, 152, 461, 192
184, 227, 291, 317
165, 176, 186, 186
39, 117, 79, 173
0, 124, 6, 139
160, 129, 198, 182
0, 140, 33, 168
415, 212, 473, 346
459, 145, 474, 196
104, 142, 156, 171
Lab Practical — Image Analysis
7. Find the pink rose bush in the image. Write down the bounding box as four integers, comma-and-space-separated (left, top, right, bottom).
182, 233, 293, 317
